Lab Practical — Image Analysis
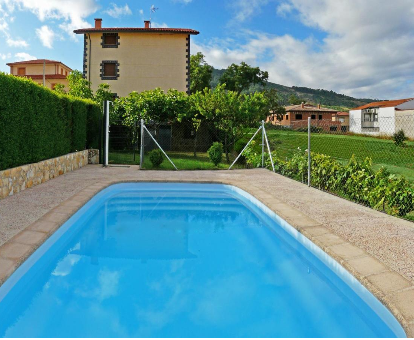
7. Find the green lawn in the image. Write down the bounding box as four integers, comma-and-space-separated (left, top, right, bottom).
108, 151, 240, 170
265, 130, 414, 181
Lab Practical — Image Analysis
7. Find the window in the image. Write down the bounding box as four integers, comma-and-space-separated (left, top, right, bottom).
330, 126, 338, 131
101, 33, 119, 48
295, 114, 302, 120
65, 71, 68, 76
286, 115, 289, 120
100, 61, 119, 80
17, 67, 26, 76
311, 115, 316, 120
319, 115, 323, 120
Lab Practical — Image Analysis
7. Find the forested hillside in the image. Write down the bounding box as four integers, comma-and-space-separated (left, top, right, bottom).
211, 68, 375, 109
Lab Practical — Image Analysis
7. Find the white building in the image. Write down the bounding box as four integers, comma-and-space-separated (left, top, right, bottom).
349, 98, 414, 137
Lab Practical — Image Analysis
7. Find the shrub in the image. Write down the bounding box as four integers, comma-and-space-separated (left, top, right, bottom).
149, 149, 164, 167
392, 129, 407, 147
208, 142, 223, 166
0, 73, 101, 170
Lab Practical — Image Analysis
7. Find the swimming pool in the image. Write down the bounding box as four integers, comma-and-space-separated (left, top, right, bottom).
0, 183, 406, 337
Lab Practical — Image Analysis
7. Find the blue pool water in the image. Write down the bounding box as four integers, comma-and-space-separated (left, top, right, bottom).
0, 183, 406, 337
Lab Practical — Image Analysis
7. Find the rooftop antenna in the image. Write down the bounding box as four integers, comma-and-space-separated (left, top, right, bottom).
150, 5, 159, 27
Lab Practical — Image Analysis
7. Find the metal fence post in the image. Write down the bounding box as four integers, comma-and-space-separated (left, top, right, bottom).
261, 120, 265, 168
308, 117, 311, 187
140, 119, 144, 169
104, 101, 110, 167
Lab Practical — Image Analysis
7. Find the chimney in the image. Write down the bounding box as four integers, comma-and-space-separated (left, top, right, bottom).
95, 18, 102, 29
144, 20, 150, 28
301, 102, 304, 109
318, 104, 321, 109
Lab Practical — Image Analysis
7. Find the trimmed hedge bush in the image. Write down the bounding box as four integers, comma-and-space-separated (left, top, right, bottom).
149, 149, 164, 167
207, 142, 223, 166
0, 73, 101, 170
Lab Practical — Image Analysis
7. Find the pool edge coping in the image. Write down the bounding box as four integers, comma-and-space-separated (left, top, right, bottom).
0, 178, 413, 337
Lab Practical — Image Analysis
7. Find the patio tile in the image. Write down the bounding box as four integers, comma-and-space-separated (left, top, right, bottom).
367, 271, 411, 294
0, 258, 15, 281
42, 211, 69, 224
28, 220, 59, 233
12, 230, 47, 245
390, 288, 414, 321
328, 243, 366, 260
313, 233, 345, 247
302, 226, 330, 237
0, 242, 32, 260
347, 256, 388, 277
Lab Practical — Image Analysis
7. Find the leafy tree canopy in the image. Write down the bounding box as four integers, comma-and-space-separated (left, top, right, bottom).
219, 62, 268, 94
67, 70, 93, 100
264, 89, 286, 121
190, 52, 213, 94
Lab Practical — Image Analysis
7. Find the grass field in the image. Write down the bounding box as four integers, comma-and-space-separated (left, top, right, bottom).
265, 130, 414, 181
108, 150, 240, 170
108, 130, 414, 180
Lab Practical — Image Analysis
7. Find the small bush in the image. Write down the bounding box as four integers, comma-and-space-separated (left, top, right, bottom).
149, 149, 164, 167
392, 130, 407, 147
208, 142, 223, 166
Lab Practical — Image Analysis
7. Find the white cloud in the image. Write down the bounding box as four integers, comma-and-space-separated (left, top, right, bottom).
0, 0, 99, 38
139, 9, 144, 15
14, 52, 36, 61
0, 52, 11, 60
104, 3, 132, 18
197, 0, 414, 99
151, 22, 168, 28
229, 0, 270, 23
172, 0, 192, 4
36, 25, 55, 48
6, 37, 27, 47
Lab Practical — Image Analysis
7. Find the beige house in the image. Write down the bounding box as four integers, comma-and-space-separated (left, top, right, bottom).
332, 112, 349, 132
74, 19, 199, 97
7, 59, 72, 91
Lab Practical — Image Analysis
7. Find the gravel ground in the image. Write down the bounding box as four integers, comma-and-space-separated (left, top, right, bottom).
0, 165, 413, 281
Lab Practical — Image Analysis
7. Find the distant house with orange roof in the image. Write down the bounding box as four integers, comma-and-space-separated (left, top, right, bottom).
6, 59, 72, 91
349, 98, 414, 137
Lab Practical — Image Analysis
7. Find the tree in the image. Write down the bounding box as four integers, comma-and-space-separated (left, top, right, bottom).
95, 83, 114, 111
67, 70, 93, 99
190, 52, 213, 94
264, 89, 286, 121
288, 94, 303, 105
53, 84, 66, 95
192, 84, 268, 162
219, 62, 268, 94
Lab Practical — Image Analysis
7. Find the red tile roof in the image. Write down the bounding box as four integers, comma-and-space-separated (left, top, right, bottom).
285, 104, 338, 113
352, 98, 414, 110
6, 59, 72, 71
17, 74, 68, 80
73, 27, 199, 35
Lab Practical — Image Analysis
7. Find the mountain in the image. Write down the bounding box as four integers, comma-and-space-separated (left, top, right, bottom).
211, 68, 375, 109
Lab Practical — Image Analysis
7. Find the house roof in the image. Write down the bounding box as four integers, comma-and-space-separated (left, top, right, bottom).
352, 98, 414, 110
336, 111, 349, 116
6, 59, 72, 70
285, 104, 338, 113
73, 27, 199, 35
20, 74, 68, 80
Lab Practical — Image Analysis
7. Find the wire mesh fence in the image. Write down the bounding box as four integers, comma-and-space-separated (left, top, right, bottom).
107, 119, 246, 169
259, 112, 414, 221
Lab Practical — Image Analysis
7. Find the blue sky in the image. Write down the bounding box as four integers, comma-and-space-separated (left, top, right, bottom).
1, 0, 414, 99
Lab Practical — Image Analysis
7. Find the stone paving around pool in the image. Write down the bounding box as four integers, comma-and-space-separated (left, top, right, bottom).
0, 165, 413, 336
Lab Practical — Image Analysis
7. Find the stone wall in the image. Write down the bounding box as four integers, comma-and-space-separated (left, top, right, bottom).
0, 149, 99, 200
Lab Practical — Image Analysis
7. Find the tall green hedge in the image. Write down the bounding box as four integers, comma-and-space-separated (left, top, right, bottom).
0, 73, 101, 170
